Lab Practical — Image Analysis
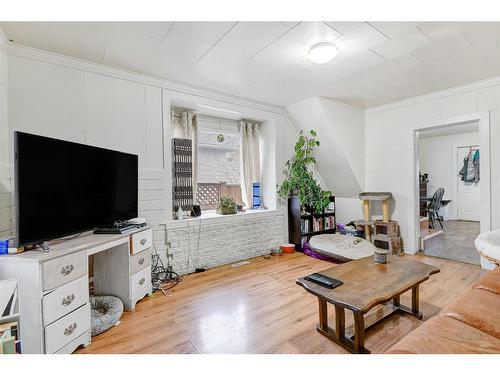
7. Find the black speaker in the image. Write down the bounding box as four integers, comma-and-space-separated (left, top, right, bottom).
192, 204, 202, 217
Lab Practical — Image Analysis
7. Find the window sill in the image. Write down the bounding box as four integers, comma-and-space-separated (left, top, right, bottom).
161, 208, 281, 227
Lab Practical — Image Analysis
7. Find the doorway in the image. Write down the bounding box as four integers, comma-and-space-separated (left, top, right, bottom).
415, 117, 488, 266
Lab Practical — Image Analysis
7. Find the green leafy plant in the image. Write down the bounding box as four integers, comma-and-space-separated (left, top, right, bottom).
217, 196, 238, 215
278, 130, 332, 214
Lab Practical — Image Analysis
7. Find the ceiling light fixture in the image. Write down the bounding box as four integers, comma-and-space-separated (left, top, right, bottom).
308, 42, 339, 64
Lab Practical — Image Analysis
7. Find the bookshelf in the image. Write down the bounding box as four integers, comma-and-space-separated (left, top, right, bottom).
288, 195, 336, 250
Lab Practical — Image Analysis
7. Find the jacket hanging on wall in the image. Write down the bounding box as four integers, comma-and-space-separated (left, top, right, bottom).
459, 149, 480, 183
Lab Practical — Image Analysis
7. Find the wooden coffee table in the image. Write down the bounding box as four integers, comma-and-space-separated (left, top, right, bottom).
296, 256, 440, 354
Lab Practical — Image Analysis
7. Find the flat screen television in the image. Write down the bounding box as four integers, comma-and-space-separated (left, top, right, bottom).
14, 131, 138, 247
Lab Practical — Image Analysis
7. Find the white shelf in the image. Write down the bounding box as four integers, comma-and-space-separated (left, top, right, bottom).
0, 313, 19, 325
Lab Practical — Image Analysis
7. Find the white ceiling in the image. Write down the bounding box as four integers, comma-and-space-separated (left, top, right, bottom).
2, 21, 500, 108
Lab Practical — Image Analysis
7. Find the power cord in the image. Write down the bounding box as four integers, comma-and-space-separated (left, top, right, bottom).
151, 242, 182, 295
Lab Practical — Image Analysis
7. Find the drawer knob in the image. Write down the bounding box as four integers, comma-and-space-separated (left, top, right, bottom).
62, 294, 75, 306
140, 238, 147, 246
61, 264, 74, 276
64, 322, 77, 336
139, 277, 145, 285
138, 258, 145, 265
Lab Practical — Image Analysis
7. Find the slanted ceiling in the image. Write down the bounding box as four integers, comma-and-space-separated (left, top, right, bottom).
286, 97, 364, 198
2, 22, 500, 108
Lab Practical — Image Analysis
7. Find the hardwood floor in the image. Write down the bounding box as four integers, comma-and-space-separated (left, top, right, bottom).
424, 220, 480, 265
76, 252, 482, 354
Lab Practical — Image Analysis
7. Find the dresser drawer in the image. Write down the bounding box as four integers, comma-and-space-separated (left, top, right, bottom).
44, 302, 90, 354
43, 275, 89, 326
130, 266, 151, 297
130, 228, 152, 255
130, 248, 151, 276
42, 252, 87, 291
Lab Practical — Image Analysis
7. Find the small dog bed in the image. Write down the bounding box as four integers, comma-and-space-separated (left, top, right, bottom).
305, 233, 376, 263
90, 295, 124, 336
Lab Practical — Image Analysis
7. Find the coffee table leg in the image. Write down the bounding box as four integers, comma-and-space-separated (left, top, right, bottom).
353, 312, 366, 353
334, 305, 345, 342
412, 286, 420, 315
318, 298, 328, 330
393, 295, 400, 307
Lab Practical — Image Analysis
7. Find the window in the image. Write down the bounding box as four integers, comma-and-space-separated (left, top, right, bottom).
196, 123, 243, 211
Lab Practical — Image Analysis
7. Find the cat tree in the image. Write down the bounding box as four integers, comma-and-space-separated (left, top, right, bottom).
355, 192, 402, 254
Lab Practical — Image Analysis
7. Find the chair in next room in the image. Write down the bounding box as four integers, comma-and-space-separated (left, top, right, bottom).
426, 188, 445, 229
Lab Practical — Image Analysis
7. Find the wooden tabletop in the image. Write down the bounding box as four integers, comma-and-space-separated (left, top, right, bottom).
297, 255, 440, 313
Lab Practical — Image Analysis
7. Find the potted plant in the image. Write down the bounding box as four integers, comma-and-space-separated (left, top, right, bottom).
217, 196, 238, 215
278, 130, 331, 214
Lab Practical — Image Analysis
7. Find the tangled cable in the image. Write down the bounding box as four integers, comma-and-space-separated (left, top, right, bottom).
151, 244, 181, 295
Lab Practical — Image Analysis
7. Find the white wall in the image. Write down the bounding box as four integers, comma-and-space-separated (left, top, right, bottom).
286, 97, 364, 198
7, 56, 164, 169
418, 131, 479, 220
365, 81, 500, 268
2, 43, 305, 272
318, 97, 365, 190
335, 197, 363, 225
286, 96, 364, 226
0, 32, 11, 239
6, 55, 166, 250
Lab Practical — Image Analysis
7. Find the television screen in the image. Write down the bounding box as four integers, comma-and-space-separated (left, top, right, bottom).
15, 132, 138, 247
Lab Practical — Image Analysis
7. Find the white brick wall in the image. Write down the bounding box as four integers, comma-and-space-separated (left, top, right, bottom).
137, 169, 167, 264
162, 210, 285, 275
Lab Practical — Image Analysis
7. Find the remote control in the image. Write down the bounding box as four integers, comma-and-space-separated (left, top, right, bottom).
304, 273, 343, 289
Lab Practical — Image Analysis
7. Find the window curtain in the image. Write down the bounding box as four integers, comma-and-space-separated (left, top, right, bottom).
239, 122, 261, 209
171, 110, 199, 202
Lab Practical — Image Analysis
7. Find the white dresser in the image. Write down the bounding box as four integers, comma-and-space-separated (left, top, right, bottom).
0, 227, 153, 354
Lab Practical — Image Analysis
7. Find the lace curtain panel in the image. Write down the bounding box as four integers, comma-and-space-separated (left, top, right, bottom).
240, 122, 261, 209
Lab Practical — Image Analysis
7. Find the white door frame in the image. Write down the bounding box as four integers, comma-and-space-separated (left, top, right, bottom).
411, 112, 491, 265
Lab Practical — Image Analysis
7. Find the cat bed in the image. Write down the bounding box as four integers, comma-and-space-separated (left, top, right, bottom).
306, 233, 376, 263
90, 295, 124, 336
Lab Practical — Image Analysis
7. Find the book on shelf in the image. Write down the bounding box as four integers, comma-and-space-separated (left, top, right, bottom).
328, 216, 335, 230
300, 219, 310, 233
0, 321, 18, 340
327, 201, 335, 211
313, 217, 325, 232
1, 328, 16, 354
0, 321, 20, 354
